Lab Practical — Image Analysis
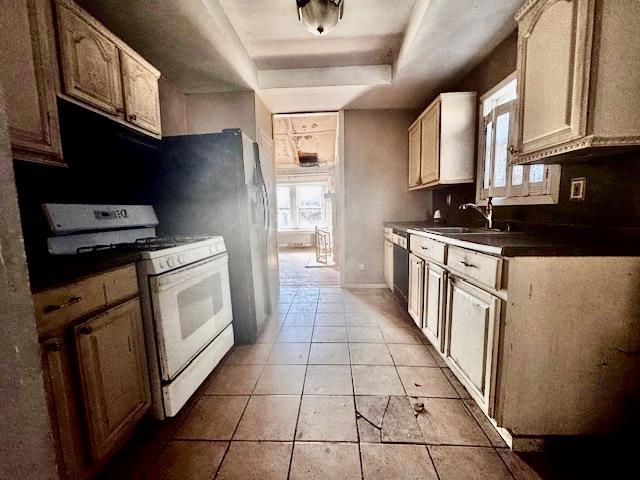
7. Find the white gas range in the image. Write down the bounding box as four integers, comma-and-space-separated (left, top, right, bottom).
44, 203, 234, 419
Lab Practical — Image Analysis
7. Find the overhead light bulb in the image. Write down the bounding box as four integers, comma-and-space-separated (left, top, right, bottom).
296, 0, 345, 36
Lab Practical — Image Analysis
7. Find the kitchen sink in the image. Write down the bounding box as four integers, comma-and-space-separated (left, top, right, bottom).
418, 227, 502, 234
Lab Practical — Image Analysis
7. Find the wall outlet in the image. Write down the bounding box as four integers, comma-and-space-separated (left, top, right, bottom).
358, 262, 366, 271
569, 177, 586, 201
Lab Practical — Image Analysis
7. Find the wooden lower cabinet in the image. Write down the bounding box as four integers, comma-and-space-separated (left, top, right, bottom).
384, 239, 394, 290
422, 262, 446, 353
407, 253, 424, 328
40, 291, 149, 479
41, 338, 90, 479
445, 275, 500, 414
74, 298, 151, 463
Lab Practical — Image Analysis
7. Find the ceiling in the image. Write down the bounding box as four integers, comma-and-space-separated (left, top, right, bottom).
273, 113, 338, 170
78, 0, 521, 113
219, 0, 416, 70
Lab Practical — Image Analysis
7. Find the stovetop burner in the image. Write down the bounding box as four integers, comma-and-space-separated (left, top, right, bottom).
76, 235, 214, 254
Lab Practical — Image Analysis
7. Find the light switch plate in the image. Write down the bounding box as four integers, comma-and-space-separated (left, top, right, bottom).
569, 177, 586, 201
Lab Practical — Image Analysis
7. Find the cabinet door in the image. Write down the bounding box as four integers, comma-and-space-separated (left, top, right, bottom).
420, 102, 440, 185
407, 253, 424, 327
422, 262, 446, 353
0, 0, 63, 165
74, 298, 150, 462
41, 338, 88, 479
56, 0, 123, 115
384, 240, 394, 290
121, 52, 161, 135
445, 276, 500, 413
516, 0, 593, 155
408, 122, 422, 188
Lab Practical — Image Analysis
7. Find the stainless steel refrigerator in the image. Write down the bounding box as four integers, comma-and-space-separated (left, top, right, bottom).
153, 128, 278, 343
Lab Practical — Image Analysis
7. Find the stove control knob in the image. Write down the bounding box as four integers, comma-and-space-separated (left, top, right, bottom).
167, 257, 176, 268
178, 255, 185, 264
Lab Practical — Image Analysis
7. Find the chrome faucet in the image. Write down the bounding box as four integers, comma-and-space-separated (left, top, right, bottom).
459, 197, 494, 229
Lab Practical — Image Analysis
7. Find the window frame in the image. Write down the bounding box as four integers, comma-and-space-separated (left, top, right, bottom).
475, 73, 560, 207
277, 182, 327, 231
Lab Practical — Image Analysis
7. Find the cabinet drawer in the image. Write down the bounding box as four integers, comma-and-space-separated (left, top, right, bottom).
446, 246, 502, 290
410, 235, 446, 264
34, 264, 138, 334
392, 233, 407, 249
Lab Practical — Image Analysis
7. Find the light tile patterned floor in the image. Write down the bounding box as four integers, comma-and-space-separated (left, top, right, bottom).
279, 247, 340, 287
99, 287, 620, 480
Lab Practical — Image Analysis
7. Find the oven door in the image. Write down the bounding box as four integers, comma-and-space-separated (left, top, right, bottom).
149, 253, 233, 382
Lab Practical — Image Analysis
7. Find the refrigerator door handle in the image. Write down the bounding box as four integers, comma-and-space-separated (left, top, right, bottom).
262, 184, 270, 231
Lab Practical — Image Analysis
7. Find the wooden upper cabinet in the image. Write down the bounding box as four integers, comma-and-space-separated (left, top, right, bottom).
408, 122, 422, 188
54, 0, 162, 137
515, 0, 590, 157
74, 298, 150, 462
56, 0, 123, 115
513, 0, 640, 164
408, 92, 476, 190
0, 0, 63, 165
121, 53, 161, 135
420, 103, 440, 185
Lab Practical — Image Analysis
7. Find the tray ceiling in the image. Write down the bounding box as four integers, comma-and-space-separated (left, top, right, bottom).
77, 0, 521, 112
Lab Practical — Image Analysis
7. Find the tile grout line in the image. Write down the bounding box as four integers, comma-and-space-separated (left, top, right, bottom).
348, 335, 365, 480
212, 358, 266, 478
286, 355, 309, 479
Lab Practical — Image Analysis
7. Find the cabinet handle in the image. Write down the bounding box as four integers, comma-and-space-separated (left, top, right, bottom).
420, 245, 429, 250
458, 260, 477, 268
128, 114, 137, 121
44, 296, 82, 313
116, 107, 124, 114
79, 325, 93, 335
45, 340, 61, 352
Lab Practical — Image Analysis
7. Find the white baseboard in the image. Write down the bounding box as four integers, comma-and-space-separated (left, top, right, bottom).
341, 283, 387, 289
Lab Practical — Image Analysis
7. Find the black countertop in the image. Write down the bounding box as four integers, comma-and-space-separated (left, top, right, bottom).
383, 221, 432, 233
28, 251, 141, 294
406, 228, 640, 257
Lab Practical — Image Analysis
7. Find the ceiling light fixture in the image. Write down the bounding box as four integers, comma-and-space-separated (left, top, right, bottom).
296, 0, 345, 36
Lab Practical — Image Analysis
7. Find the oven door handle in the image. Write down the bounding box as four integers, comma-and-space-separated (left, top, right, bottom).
152, 254, 228, 292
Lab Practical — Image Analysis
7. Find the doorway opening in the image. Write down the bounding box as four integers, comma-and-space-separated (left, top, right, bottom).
272, 112, 341, 287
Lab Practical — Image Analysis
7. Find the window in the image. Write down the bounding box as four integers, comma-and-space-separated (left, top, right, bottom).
277, 183, 327, 230
477, 74, 560, 205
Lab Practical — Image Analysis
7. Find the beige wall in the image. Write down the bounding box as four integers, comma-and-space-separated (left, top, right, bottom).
254, 94, 273, 142
456, 29, 517, 97
158, 77, 187, 136
0, 77, 58, 479
184, 91, 256, 136
343, 109, 432, 285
